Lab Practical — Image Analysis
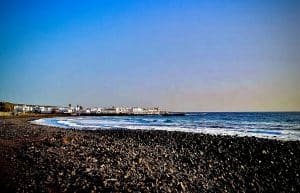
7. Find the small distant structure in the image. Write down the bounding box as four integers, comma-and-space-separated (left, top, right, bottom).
76, 105, 80, 112
90, 107, 99, 113
116, 107, 130, 114
103, 107, 117, 114
84, 108, 91, 114
39, 106, 53, 114
146, 107, 160, 115
14, 104, 33, 113
132, 107, 144, 114
57, 107, 71, 114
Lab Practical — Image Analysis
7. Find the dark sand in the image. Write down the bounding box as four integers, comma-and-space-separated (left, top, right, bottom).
0, 116, 299, 193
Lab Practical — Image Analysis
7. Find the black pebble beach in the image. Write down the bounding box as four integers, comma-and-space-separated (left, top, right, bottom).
0, 116, 299, 193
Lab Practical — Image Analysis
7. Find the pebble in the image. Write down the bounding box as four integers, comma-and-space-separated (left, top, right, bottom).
0, 116, 299, 193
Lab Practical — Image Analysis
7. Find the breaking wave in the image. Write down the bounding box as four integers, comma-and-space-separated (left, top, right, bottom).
31, 112, 300, 141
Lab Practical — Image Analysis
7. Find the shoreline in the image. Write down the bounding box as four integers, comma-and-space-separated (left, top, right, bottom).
31, 115, 300, 142
1, 116, 300, 192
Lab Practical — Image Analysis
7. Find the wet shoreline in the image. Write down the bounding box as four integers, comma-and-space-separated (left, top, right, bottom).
1, 116, 300, 192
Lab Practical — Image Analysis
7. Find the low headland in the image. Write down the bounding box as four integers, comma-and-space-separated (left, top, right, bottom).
0, 115, 299, 192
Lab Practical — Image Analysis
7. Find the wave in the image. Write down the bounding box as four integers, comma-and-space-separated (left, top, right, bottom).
30, 116, 300, 141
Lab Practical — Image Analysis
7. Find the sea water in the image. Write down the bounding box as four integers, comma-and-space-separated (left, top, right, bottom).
31, 112, 300, 141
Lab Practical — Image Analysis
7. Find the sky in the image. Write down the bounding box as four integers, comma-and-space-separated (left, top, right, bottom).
0, 0, 300, 111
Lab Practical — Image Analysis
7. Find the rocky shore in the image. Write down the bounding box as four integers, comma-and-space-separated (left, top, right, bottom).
0, 116, 299, 192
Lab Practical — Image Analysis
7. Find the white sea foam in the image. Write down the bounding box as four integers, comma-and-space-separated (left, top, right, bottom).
30, 116, 300, 141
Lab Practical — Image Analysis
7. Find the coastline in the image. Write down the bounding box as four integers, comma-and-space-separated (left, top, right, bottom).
1, 116, 299, 192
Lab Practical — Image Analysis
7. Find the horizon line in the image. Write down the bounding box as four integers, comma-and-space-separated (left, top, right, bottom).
1, 100, 299, 113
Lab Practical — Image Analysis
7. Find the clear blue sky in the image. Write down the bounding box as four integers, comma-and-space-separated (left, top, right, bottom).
1, 0, 299, 111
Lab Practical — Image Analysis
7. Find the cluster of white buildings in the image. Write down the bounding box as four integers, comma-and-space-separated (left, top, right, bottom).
85, 107, 161, 115
14, 104, 57, 114
14, 104, 162, 115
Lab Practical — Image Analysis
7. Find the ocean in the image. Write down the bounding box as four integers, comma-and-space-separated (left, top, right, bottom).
32, 112, 300, 141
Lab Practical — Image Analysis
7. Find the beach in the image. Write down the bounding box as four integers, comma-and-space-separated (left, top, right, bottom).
0, 116, 299, 192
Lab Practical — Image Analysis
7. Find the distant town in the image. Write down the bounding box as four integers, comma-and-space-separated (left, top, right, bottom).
0, 101, 171, 116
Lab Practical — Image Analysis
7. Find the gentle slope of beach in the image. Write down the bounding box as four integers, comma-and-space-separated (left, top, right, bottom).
0, 116, 299, 192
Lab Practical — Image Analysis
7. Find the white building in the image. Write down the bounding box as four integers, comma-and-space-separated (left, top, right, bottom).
90, 107, 104, 114
84, 108, 91, 114
146, 107, 160, 114
90, 107, 98, 113
40, 107, 53, 114
14, 105, 33, 112
102, 107, 117, 114
116, 107, 130, 114
132, 107, 144, 114
58, 107, 72, 114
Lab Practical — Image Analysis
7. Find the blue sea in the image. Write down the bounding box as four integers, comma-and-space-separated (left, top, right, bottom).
32, 112, 300, 141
